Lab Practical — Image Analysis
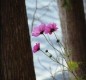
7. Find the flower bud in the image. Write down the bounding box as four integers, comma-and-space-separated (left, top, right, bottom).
45, 50, 48, 52
57, 39, 60, 43
49, 54, 52, 58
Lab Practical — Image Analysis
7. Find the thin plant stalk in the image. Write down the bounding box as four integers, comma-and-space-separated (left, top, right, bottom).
43, 34, 67, 61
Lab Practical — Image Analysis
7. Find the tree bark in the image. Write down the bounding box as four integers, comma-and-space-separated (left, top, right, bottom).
1, 0, 36, 80
57, 0, 86, 79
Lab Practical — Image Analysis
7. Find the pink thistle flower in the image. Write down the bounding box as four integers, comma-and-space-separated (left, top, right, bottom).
45, 23, 58, 34
32, 24, 46, 37
33, 43, 40, 53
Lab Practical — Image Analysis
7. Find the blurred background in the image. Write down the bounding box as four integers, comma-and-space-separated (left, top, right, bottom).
25, 0, 86, 80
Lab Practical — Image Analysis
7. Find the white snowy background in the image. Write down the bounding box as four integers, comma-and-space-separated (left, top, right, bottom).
25, 0, 86, 80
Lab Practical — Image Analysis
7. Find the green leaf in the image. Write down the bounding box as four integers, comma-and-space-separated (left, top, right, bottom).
67, 61, 79, 71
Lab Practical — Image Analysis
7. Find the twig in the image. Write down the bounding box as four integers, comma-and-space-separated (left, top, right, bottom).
31, 0, 38, 32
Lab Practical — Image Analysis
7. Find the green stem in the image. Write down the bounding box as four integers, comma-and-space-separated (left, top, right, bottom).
43, 34, 66, 60
54, 32, 79, 80
54, 32, 71, 62
40, 50, 78, 80
40, 49, 67, 68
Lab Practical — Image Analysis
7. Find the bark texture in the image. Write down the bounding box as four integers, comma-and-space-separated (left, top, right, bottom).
1, 0, 36, 80
57, 0, 86, 79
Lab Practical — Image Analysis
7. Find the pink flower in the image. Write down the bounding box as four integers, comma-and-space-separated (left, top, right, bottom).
33, 43, 40, 53
32, 24, 46, 37
45, 23, 58, 34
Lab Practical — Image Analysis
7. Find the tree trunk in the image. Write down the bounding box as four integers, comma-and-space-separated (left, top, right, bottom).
1, 0, 36, 80
57, 0, 86, 79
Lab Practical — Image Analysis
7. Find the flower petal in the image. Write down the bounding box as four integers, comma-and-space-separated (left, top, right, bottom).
33, 43, 40, 53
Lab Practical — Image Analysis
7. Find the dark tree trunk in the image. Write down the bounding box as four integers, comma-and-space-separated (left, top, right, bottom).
1, 0, 36, 80
57, 0, 86, 79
